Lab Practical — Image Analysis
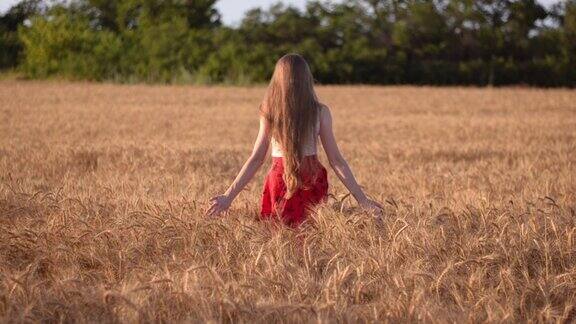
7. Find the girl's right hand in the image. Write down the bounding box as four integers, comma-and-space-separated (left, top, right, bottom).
206, 195, 232, 217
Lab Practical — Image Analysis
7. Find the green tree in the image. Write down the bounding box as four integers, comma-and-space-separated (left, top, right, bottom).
6, 0, 573, 86
18, 6, 122, 79
0, 0, 42, 69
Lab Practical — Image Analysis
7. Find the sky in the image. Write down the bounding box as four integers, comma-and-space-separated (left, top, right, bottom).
0, 0, 561, 26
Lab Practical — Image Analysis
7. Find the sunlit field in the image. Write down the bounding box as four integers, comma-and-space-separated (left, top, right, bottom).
1, 81, 575, 322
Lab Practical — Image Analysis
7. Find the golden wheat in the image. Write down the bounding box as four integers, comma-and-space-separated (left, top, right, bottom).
0, 81, 575, 323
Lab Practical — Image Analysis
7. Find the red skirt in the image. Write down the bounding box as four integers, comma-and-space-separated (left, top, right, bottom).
260, 155, 329, 226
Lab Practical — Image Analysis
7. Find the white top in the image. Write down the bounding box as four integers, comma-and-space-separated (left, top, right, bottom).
271, 116, 320, 157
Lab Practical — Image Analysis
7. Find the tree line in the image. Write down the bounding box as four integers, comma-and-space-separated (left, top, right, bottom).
1, 0, 575, 86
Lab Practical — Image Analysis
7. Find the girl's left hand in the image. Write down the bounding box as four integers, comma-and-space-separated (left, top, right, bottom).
359, 198, 384, 216
206, 195, 232, 217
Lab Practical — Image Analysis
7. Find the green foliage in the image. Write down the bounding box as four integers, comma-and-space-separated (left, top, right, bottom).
2, 0, 574, 85
0, 0, 41, 70
18, 9, 122, 80
0, 25, 21, 69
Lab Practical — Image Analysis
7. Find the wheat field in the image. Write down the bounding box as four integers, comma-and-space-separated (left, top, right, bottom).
1, 81, 575, 323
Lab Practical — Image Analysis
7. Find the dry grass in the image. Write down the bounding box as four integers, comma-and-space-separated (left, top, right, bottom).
1, 81, 575, 323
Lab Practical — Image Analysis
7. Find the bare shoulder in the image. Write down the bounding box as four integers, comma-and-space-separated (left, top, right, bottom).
258, 114, 272, 134
319, 104, 333, 124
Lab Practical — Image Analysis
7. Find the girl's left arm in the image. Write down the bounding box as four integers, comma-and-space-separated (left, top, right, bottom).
206, 116, 271, 217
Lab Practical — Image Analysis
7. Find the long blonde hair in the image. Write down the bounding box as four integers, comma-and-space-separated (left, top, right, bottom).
260, 54, 322, 198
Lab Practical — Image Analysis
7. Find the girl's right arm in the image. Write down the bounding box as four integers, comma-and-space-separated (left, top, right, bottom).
206, 116, 271, 217
319, 106, 383, 214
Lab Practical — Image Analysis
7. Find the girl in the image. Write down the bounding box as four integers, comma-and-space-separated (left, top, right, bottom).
206, 54, 383, 225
